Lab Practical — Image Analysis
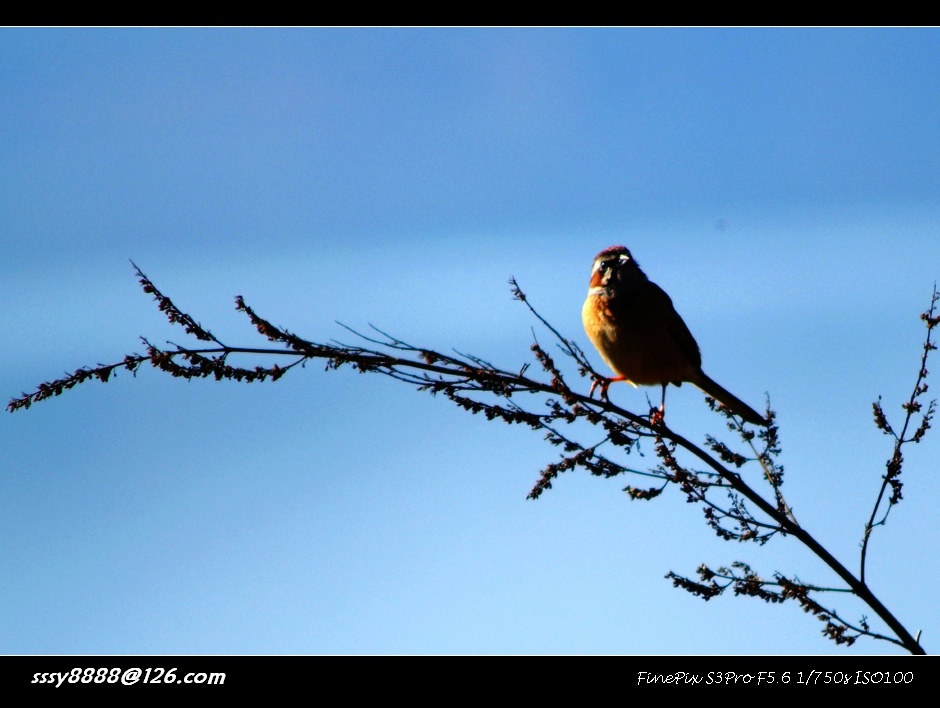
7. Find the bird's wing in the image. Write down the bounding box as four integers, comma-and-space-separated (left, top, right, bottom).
647, 281, 702, 371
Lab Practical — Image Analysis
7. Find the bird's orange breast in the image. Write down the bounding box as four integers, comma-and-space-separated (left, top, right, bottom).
582, 292, 699, 387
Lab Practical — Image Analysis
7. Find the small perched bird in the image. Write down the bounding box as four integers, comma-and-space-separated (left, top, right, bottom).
581, 246, 768, 427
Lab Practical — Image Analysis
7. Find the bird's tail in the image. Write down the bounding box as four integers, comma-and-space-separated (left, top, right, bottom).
691, 372, 768, 427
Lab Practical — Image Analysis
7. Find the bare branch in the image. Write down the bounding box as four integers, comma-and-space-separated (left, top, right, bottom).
861, 284, 939, 584
7, 264, 934, 655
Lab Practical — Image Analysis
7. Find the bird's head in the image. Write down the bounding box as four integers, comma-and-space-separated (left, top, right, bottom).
589, 246, 645, 292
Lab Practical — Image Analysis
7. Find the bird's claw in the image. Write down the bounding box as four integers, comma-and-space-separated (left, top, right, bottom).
589, 376, 612, 401
649, 406, 665, 427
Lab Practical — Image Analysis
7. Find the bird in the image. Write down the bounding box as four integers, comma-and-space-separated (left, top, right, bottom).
581, 245, 768, 427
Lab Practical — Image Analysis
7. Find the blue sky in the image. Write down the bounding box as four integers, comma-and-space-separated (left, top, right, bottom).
2, 28, 939, 655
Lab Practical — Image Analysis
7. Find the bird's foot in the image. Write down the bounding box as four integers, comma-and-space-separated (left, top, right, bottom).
589, 375, 613, 401
649, 406, 665, 427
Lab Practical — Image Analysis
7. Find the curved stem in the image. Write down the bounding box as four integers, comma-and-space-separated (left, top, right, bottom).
660, 422, 924, 655
175, 343, 926, 654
